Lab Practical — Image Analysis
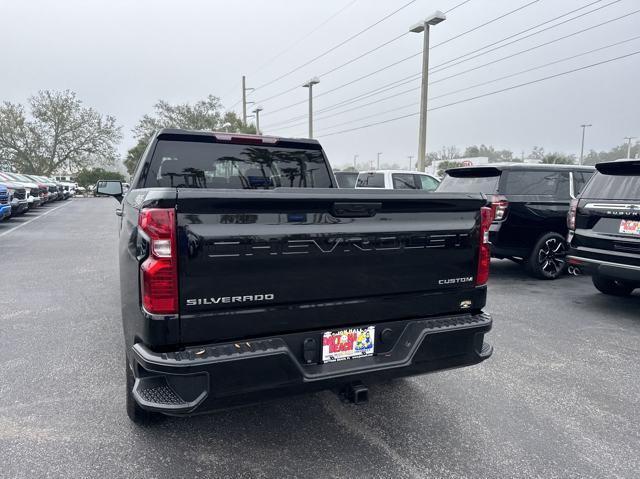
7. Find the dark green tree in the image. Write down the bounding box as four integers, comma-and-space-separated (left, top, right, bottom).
541, 153, 575, 164
463, 144, 513, 162
124, 95, 256, 175
76, 167, 125, 189
0, 90, 121, 175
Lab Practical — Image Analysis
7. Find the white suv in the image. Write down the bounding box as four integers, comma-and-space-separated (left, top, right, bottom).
355, 170, 440, 191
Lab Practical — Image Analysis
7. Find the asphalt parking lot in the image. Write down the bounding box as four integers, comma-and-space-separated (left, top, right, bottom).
1, 198, 639, 479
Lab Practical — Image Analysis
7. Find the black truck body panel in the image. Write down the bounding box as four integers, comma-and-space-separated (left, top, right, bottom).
116, 129, 493, 417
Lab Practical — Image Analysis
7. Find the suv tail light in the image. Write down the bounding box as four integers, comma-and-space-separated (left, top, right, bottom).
489, 195, 508, 222
476, 207, 492, 286
138, 208, 178, 314
567, 198, 578, 230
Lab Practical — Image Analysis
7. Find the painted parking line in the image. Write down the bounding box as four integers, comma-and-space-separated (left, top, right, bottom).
0, 202, 73, 238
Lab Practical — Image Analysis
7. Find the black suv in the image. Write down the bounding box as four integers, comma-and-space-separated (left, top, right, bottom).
438, 163, 594, 279
567, 159, 640, 296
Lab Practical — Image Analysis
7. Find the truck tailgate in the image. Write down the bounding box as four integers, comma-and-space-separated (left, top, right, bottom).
176, 188, 486, 344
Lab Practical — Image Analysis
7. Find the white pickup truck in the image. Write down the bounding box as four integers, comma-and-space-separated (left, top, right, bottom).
356, 170, 440, 191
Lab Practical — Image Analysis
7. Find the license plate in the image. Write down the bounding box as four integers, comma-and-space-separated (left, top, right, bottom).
322, 326, 375, 363
619, 220, 640, 235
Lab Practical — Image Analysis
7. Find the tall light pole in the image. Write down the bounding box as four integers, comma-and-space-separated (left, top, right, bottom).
377, 152, 382, 169
252, 106, 263, 135
410, 11, 446, 172
353, 154, 359, 170
302, 77, 320, 138
579, 124, 592, 165
408, 155, 414, 171
624, 136, 636, 159
241, 75, 255, 126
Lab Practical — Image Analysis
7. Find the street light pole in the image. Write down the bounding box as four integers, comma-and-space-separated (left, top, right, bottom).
410, 11, 446, 173
408, 155, 414, 171
579, 124, 592, 165
353, 154, 359, 170
253, 106, 263, 135
241, 75, 254, 126
377, 152, 382, 169
624, 136, 636, 159
302, 77, 320, 138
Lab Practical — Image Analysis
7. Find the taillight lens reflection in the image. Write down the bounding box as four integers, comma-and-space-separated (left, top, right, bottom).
489, 195, 508, 222
477, 207, 492, 286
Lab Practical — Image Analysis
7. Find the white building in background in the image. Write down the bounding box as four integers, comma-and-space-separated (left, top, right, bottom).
426, 157, 489, 177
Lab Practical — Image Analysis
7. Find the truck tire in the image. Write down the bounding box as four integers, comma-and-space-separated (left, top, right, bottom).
126, 361, 162, 425
526, 232, 568, 280
592, 274, 635, 297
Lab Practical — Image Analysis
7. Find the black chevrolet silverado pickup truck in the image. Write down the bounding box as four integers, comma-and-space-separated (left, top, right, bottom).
97, 128, 493, 423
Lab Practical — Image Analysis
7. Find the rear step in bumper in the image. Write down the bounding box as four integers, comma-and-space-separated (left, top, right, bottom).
130, 312, 492, 415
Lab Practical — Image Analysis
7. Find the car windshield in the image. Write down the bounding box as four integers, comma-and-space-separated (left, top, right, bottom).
145, 140, 332, 189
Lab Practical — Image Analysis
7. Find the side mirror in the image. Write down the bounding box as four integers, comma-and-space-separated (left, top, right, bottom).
96, 180, 123, 202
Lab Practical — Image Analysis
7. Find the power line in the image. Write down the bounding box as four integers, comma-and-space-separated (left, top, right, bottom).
221, 0, 358, 107
429, 34, 640, 101
264, 74, 423, 129
263, 0, 624, 121
430, 0, 623, 75
256, 32, 411, 105
252, 0, 420, 93
429, 0, 607, 71
432, 0, 540, 49
428, 6, 639, 85
258, 0, 542, 107
316, 50, 640, 138
251, 0, 359, 77
304, 34, 640, 135
444, 0, 475, 14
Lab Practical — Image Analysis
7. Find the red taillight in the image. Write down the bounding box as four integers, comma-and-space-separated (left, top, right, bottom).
476, 206, 492, 286
138, 208, 178, 315
567, 198, 578, 230
489, 195, 508, 222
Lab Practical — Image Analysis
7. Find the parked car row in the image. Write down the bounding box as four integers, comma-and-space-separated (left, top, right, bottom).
0, 172, 76, 221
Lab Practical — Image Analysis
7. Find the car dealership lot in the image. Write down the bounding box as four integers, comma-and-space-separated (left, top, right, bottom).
1, 198, 639, 479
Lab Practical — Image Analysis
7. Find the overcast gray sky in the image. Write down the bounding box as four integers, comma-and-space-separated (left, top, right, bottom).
2, 0, 639, 169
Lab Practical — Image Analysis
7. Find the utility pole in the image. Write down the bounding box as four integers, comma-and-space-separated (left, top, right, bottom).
253, 106, 263, 135
302, 77, 320, 138
377, 152, 382, 169
579, 124, 592, 165
353, 154, 359, 170
241, 75, 254, 126
624, 136, 636, 159
408, 155, 414, 171
410, 11, 446, 172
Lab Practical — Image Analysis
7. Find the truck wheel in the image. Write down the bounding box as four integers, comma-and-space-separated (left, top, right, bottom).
526, 232, 568, 280
592, 274, 635, 297
126, 361, 162, 425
